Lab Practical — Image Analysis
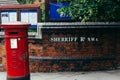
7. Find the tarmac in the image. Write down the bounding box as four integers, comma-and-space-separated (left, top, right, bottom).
0, 70, 120, 80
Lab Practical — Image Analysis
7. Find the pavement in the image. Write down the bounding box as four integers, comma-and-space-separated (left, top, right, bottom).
0, 70, 120, 80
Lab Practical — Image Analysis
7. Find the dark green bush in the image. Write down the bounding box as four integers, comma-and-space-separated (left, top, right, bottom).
57, 0, 120, 22
17, 0, 34, 4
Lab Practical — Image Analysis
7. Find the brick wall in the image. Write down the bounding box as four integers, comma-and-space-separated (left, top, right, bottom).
0, 38, 5, 71
0, 27, 120, 72
116, 32, 120, 66
42, 28, 117, 57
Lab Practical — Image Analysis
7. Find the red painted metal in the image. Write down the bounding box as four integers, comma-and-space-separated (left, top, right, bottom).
1, 22, 30, 80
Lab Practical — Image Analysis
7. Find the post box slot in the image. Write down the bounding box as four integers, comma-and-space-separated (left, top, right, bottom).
8, 32, 18, 35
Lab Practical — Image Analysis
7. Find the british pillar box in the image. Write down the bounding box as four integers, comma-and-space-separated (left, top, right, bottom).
1, 22, 30, 80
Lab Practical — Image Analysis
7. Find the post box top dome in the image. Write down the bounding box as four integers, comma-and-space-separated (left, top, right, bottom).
0, 21, 30, 29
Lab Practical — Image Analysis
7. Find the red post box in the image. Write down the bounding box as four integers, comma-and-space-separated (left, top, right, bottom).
1, 22, 30, 80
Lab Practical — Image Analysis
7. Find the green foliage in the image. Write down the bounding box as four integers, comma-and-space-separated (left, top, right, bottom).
17, 0, 34, 4
28, 28, 37, 32
57, 0, 120, 22
40, 2, 45, 22
17, 0, 25, 4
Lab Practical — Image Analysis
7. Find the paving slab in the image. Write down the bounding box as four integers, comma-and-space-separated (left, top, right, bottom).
0, 70, 120, 80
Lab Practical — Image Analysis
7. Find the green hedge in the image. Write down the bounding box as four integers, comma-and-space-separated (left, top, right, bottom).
57, 0, 120, 22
